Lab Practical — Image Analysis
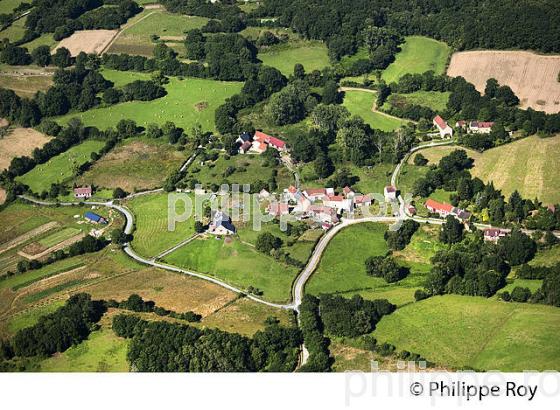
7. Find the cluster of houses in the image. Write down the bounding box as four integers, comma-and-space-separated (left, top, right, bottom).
236, 131, 287, 155
432, 115, 495, 138
265, 185, 378, 229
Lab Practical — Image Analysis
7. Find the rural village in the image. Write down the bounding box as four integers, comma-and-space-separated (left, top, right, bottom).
0, 0, 559, 390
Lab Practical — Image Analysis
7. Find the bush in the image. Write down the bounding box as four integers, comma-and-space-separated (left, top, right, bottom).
510, 286, 532, 303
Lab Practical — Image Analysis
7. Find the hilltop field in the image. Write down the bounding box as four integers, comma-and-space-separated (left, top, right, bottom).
448, 50, 560, 113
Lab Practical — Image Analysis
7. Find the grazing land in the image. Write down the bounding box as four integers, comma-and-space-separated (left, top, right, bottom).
258, 41, 329, 76
342, 89, 410, 132
163, 236, 299, 303
126, 192, 195, 258
57, 73, 243, 132
78, 137, 188, 192
16, 139, 106, 193
384, 91, 451, 112
307, 223, 444, 306
469, 135, 560, 204
447, 50, 560, 113
53, 30, 118, 56
0, 65, 54, 97
0, 15, 26, 42
20, 33, 58, 52
382, 36, 451, 84
0, 128, 52, 171
107, 10, 208, 57
373, 295, 560, 371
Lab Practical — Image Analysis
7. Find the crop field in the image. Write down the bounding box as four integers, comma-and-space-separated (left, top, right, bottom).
37, 227, 82, 248
385, 91, 451, 112
0, 128, 52, 171
57, 73, 243, 133
258, 41, 329, 76
342, 89, 410, 132
373, 295, 560, 371
163, 236, 299, 303
126, 192, 195, 258
382, 36, 451, 84
469, 135, 560, 204
107, 10, 208, 56
447, 50, 560, 113
54, 30, 118, 56
16, 139, 106, 193
0, 66, 53, 97
307, 223, 443, 306
78, 137, 188, 192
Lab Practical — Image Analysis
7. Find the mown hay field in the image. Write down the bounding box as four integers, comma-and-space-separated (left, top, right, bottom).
447, 50, 560, 114
0, 128, 52, 171
53, 30, 118, 56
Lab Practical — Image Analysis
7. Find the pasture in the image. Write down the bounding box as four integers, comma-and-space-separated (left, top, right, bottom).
382, 36, 451, 84
20, 33, 58, 51
447, 50, 560, 113
107, 10, 208, 57
385, 91, 450, 112
342, 89, 410, 132
0, 0, 26, 13
0, 65, 54, 97
126, 192, 195, 258
469, 135, 560, 204
53, 30, 118, 56
163, 236, 299, 303
373, 295, 560, 371
78, 137, 188, 192
16, 139, 106, 193
57, 73, 243, 132
0, 128, 52, 171
0, 15, 26, 42
307, 223, 443, 306
258, 41, 330, 76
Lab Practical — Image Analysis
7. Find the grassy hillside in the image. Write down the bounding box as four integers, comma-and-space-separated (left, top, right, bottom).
342, 89, 410, 132
373, 294, 560, 371
258, 41, 329, 76
386, 91, 451, 112
56, 73, 243, 132
16, 139, 106, 193
469, 135, 560, 204
382, 36, 451, 84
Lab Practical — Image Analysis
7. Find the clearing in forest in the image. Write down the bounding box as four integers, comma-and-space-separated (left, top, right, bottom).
0, 128, 52, 171
53, 30, 118, 56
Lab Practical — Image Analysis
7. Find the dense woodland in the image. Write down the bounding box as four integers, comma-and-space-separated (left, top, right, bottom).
252, 0, 560, 55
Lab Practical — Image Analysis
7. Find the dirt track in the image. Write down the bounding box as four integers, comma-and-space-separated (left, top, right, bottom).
53, 30, 118, 56
447, 50, 560, 113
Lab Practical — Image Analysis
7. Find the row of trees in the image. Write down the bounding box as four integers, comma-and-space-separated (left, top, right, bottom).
297, 295, 332, 372
112, 313, 302, 372
106, 294, 202, 322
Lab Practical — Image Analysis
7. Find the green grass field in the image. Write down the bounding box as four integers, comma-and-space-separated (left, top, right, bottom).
0, 0, 26, 13
126, 192, 196, 258
386, 91, 451, 112
382, 36, 451, 84
0, 15, 26, 42
469, 135, 560, 204
78, 136, 188, 192
307, 223, 443, 306
258, 41, 329, 76
342, 89, 410, 132
16, 139, 106, 193
37, 227, 82, 248
57, 73, 243, 133
39, 326, 129, 372
6, 300, 65, 336
373, 294, 560, 371
108, 9, 208, 57
20, 33, 58, 52
163, 236, 299, 303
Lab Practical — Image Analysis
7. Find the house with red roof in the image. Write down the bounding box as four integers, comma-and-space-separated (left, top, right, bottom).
433, 115, 453, 138
267, 202, 290, 217
253, 131, 287, 153
354, 195, 372, 208
74, 185, 92, 199
425, 198, 454, 217
306, 205, 339, 224
303, 188, 328, 201
324, 194, 353, 213
456, 120, 495, 134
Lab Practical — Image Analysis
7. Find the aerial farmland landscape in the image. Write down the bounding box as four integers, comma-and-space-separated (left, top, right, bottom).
1, 1, 560, 405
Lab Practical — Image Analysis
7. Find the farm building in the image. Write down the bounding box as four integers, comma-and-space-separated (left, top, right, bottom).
74, 185, 92, 199
354, 195, 372, 208
323, 195, 353, 213
425, 199, 454, 217
456, 120, 495, 134
433, 115, 453, 138
208, 210, 236, 236
253, 131, 287, 152
85, 211, 107, 224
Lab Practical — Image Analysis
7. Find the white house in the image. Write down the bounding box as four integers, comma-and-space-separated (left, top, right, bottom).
323, 195, 353, 213
208, 210, 236, 236
384, 186, 397, 201
353, 195, 372, 208
433, 115, 453, 138
303, 188, 327, 202
306, 205, 339, 224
